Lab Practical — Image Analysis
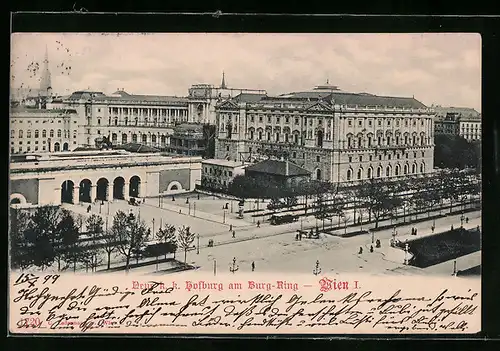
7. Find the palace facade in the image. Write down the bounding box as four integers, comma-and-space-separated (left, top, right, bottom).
433, 106, 481, 141
214, 84, 436, 184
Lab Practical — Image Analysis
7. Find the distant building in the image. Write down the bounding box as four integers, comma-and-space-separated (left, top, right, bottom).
10, 108, 80, 154
245, 159, 311, 187
215, 83, 435, 183
433, 106, 481, 141
201, 159, 248, 191
166, 123, 216, 158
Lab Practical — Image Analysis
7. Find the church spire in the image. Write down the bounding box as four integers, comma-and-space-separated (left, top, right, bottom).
221, 71, 227, 89
39, 45, 52, 95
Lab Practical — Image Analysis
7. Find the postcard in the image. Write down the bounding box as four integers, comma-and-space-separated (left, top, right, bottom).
9, 32, 482, 335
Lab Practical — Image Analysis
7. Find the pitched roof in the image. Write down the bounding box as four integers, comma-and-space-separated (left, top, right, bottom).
432, 106, 480, 118
232, 93, 267, 103
277, 91, 427, 109
245, 159, 311, 177
115, 143, 160, 153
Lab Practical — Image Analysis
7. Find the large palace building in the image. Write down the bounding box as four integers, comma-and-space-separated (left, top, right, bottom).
214, 83, 436, 183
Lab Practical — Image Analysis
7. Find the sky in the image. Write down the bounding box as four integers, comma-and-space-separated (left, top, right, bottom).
10, 33, 481, 111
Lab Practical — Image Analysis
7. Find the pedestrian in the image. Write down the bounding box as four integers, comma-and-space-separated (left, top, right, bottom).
87, 205, 91, 213
466, 217, 469, 224
358, 247, 363, 254
295, 233, 299, 241
197, 193, 200, 200
232, 230, 235, 238
376, 239, 381, 248
299, 232, 302, 241
229, 224, 233, 232
451, 225, 454, 231
370, 245, 374, 253
257, 220, 260, 228
251, 261, 255, 272
179, 209, 182, 214
431, 225, 435, 233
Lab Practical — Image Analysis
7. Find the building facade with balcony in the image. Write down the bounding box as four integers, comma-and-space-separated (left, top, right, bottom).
433, 106, 481, 141
10, 108, 81, 154
215, 83, 435, 184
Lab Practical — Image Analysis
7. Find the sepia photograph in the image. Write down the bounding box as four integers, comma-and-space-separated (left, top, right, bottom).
9, 32, 482, 334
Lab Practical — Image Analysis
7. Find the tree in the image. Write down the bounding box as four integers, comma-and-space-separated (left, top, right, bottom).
25, 206, 62, 271
155, 224, 178, 259
177, 225, 196, 265
112, 211, 148, 271
81, 214, 105, 272
9, 208, 32, 270
55, 209, 80, 272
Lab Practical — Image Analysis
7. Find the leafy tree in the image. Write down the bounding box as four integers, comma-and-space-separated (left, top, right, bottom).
9, 208, 32, 270
112, 211, 148, 271
177, 225, 196, 265
80, 214, 105, 272
25, 206, 61, 271
52, 209, 80, 271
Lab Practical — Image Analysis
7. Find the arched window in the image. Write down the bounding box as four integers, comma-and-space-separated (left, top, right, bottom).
420, 163, 425, 173
122, 133, 128, 144
404, 135, 408, 144
317, 130, 324, 148
275, 132, 280, 142
57, 129, 62, 138
50, 129, 54, 137
258, 131, 263, 140
42, 130, 46, 137
412, 164, 416, 174
357, 136, 362, 148
377, 167, 381, 178
386, 166, 391, 177
151, 134, 157, 143
412, 135, 416, 145
19, 130, 23, 138
395, 135, 400, 145
142, 134, 147, 143
347, 169, 352, 181
377, 136, 382, 145
27, 130, 32, 138
34, 130, 39, 138
395, 165, 400, 176
404, 164, 409, 174
267, 132, 271, 141
285, 133, 289, 143
124, 117, 128, 125
316, 169, 322, 180
357, 168, 363, 180
367, 135, 372, 147
11, 129, 14, 137
161, 135, 166, 145
347, 136, 352, 148
114, 118, 118, 126
367, 167, 373, 178
294, 133, 299, 144
249, 130, 254, 140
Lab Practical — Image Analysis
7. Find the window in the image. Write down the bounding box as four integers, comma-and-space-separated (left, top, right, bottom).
359, 156, 363, 162
413, 120, 416, 127
405, 120, 408, 127
396, 120, 400, 127
229, 171, 233, 177
387, 120, 391, 126
226, 146, 230, 151
19, 130, 23, 138
357, 169, 362, 180
377, 136, 381, 145
388, 154, 391, 160
397, 153, 400, 159
316, 155, 320, 162
406, 153, 409, 159
250, 115, 254, 122
368, 120, 373, 127
347, 169, 352, 181
249, 130, 254, 140
19, 141, 23, 145
369, 155, 373, 161
348, 120, 352, 126
259, 116, 263, 123
386, 166, 391, 177
376, 167, 381, 177
379, 155, 382, 160
295, 118, 299, 125
258, 131, 262, 140
421, 119, 424, 126
414, 152, 417, 158
267, 115, 271, 123
57, 130, 62, 138
292, 151, 297, 158
10, 130, 14, 138
348, 156, 352, 163
358, 120, 362, 127
276, 117, 280, 123
367, 136, 372, 147
421, 151, 425, 157
378, 120, 382, 126
395, 136, 400, 145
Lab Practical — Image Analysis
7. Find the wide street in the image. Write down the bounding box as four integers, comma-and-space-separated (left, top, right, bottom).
64, 192, 481, 277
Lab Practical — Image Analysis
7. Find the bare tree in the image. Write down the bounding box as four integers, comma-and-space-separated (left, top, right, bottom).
112, 211, 148, 271
80, 214, 105, 272
155, 224, 177, 259
9, 207, 33, 270
177, 226, 196, 265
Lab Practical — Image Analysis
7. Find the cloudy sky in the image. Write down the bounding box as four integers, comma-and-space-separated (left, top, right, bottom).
10, 33, 481, 111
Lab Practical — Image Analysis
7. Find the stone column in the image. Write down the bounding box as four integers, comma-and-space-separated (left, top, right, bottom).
124, 182, 130, 201
73, 186, 80, 205
92, 185, 98, 202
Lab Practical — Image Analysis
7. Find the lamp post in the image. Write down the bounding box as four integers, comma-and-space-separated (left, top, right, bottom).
452, 259, 457, 276
188, 202, 191, 216
152, 218, 155, 239
193, 202, 196, 217
213, 259, 217, 276
371, 230, 374, 244
223, 209, 227, 224
229, 257, 239, 274
313, 260, 322, 276
404, 242, 409, 265
197, 234, 200, 254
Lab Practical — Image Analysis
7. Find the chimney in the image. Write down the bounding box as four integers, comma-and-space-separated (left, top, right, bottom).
285, 160, 289, 176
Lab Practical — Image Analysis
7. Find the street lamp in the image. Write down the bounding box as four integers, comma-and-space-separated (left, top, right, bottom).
197, 234, 200, 254
229, 257, 239, 273
193, 202, 196, 217
223, 209, 227, 224
404, 242, 409, 265
152, 218, 155, 239
313, 260, 322, 276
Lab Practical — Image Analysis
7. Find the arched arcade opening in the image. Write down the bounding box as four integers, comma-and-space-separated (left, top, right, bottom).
113, 177, 126, 200
79, 179, 92, 203
129, 176, 141, 198
61, 180, 75, 204
96, 178, 109, 201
